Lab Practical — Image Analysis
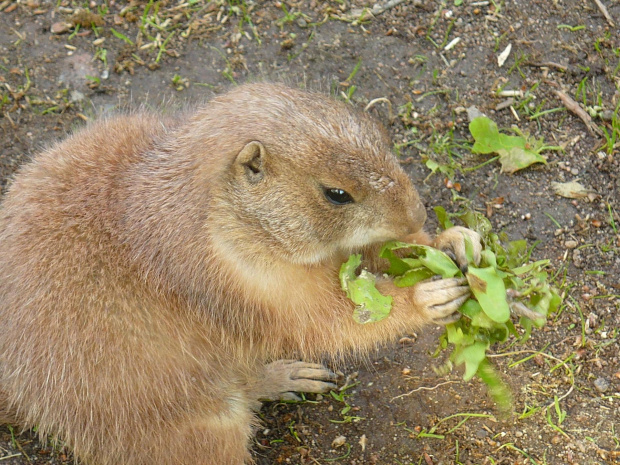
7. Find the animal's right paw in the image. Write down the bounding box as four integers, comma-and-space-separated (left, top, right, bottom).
260, 360, 338, 402
411, 277, 470, 325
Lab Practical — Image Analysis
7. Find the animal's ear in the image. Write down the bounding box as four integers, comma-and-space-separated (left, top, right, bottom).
234, 141, 267, 183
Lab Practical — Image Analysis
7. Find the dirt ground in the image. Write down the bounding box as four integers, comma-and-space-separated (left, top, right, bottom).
1, 0, 619, 464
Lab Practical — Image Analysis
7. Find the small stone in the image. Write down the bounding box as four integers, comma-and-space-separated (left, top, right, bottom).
296, 18, 307, 28
331, 435, 347, 448
564, 240, 578, 249
358, 434, 367, 452
467, 105, 484, 122
593, 377, 610, 393
570, 168, 579, 175
515, 431, 523, 438
551, 435, 562, 444
587, 312, 598, 330
51, 21, 71, 34
600, 110, 614, 121
70, 90, 85, 103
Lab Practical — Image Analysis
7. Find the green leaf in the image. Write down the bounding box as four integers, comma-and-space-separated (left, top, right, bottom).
339, 255, 393, 324
379, 241, 414, 275
466, 267, 511, 323
471, 309, 498, 329
497, 147, 547, 174
476, 358, 513, 416
408, 245, 462, 278
434, 206, 455, 230
488, 323, 510, 343
446, 322, 475, 346
480, 249, 497, 268
340, 254, 362, 290
470, 117, 525, 154
380, 242, 462, 278
446, 324, 465, 345
425, 159, 440, 174
394, 267, 435, 287
454, 341, 488, 381
459, 299, 482, 318
469, 116, 548, 174
512, 259, 550, 275
458, 210, 492, 238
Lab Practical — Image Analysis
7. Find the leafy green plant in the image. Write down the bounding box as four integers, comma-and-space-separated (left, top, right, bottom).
340, 208, 561, 413
329, 384, 364, 424
469, 116, 562, 173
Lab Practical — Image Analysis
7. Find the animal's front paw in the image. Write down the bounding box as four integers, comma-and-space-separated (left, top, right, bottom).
411, 277, 471, 325
260, 360, 338, 402
433, 226, 482, 270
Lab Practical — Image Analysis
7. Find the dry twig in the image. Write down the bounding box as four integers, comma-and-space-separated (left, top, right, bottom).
592, 0, 616, 27
391, 380, 457, 401
554, 90, 603, 137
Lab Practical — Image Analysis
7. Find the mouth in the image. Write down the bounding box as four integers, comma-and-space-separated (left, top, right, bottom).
340, 226, 398, 250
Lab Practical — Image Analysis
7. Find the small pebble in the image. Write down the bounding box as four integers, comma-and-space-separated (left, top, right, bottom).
70, 90, 85, 103
467, 105, 484, 122
593, 377, 610, 393
564, 240, 578, 249
331, 435, 347, 448
600, 109, 614, 121
51, 21, 71, 34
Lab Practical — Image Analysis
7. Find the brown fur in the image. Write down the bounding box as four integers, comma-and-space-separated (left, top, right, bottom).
0, 83, 479, 464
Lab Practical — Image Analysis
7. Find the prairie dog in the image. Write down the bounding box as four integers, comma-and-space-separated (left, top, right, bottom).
0, 83, 480, 464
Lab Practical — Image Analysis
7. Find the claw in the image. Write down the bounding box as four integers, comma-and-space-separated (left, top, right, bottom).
259, 360, 338, 402
434, 226, 483, 267
412, 277, 471, 325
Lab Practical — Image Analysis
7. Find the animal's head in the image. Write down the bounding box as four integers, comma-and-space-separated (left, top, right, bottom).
191, 83, 427, 265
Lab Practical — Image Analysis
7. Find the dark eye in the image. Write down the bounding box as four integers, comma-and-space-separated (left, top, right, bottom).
324, 188, 354, 205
